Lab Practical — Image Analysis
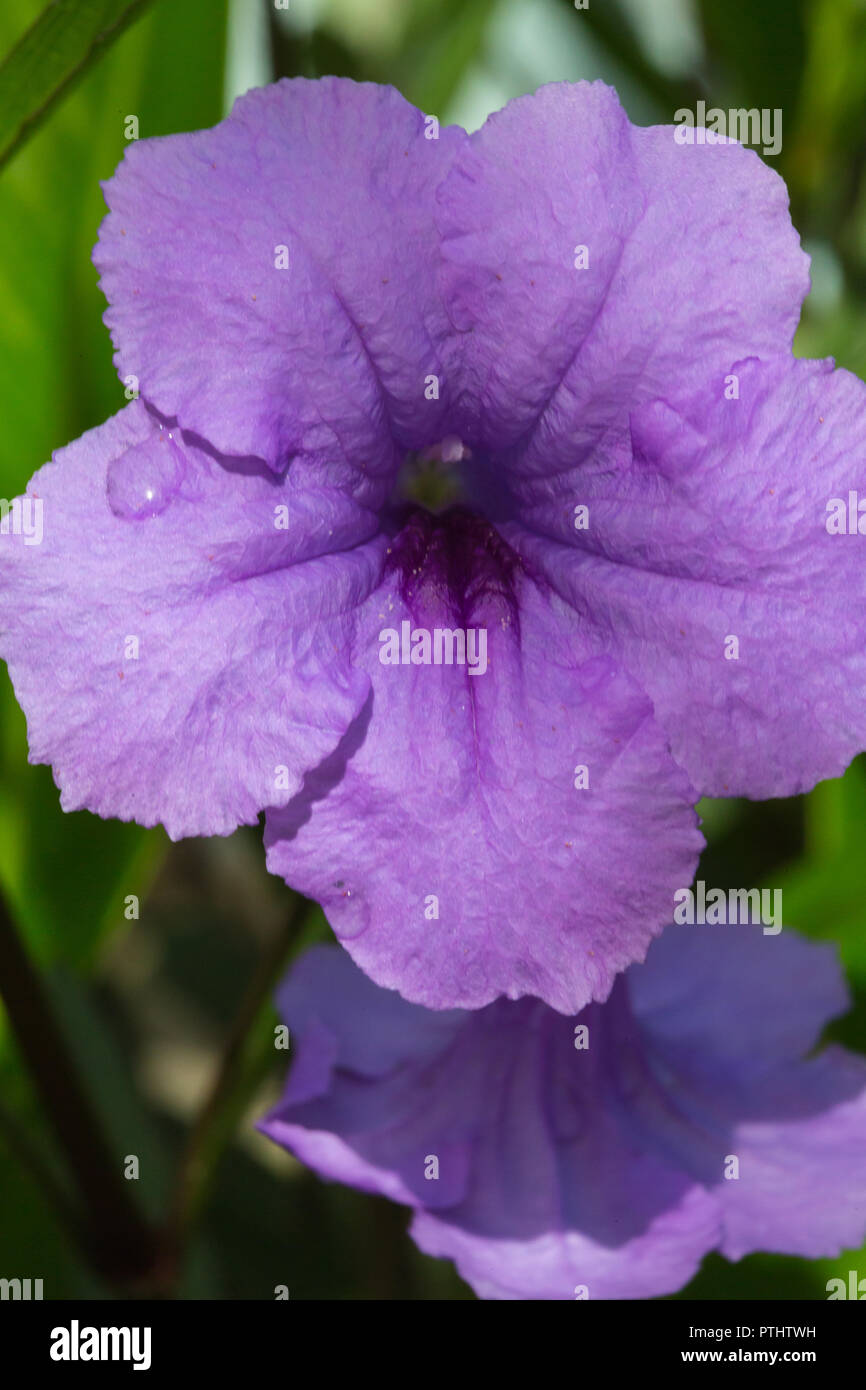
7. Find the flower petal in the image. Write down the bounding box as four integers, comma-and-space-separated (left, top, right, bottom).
511, 356, 866, 796
262, 923, 866, 1300
0, 402, 381, 838
437, 80, 808, 470
265, 510, 701, 1012
633, 922, 866, 1261
411, 1194, 720, 1301
95, 78, 464, 475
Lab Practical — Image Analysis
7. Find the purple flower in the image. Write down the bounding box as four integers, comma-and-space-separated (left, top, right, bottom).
2, 78, 866, 1011
260, 922, 866, 1300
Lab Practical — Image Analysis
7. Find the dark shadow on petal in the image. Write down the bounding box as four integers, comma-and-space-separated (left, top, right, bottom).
264, 686, 375, 845
143, 399, 285, 482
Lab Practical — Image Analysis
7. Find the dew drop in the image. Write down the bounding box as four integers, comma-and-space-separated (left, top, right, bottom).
332, 890, 368, 941
107, 427, 186, 519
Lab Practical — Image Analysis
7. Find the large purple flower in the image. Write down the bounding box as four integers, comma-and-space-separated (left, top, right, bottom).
260, 923, 866, 1300
2, 78, 866, 1011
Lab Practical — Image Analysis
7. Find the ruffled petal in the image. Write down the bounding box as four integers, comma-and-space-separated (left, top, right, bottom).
510, 356, 866, 796
265, 510, 701, 1012
634, 922, 866, 1261
0, 402, 381, 838
436, 80, 808, 471
95, 78, 465, 476
411, 1194, 720, 1301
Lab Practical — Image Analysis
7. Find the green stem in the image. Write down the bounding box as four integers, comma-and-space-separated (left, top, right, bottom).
166, 894, 309, 1255
804, 777, 848, 862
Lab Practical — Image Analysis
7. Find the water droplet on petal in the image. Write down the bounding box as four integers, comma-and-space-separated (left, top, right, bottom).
332, 890, 369, 941
107, 428, 186, 519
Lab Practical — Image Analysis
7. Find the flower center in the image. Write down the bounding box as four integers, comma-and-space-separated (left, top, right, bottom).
394, 436, 470, 512
385, 505, 523, 625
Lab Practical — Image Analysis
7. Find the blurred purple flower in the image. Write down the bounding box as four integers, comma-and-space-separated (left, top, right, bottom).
261, 923, 866, 1300
2, 78, 866, 1010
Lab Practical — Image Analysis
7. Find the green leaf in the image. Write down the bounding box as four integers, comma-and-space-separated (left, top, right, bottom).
383, 0, 499, 117
772, 761, 866, 986
0, 0, 158, 172
553, 0, 700, 118
695, 0, 809, 124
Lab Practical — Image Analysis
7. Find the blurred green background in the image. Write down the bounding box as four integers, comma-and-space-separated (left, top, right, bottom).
1, 0, 866, 1300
